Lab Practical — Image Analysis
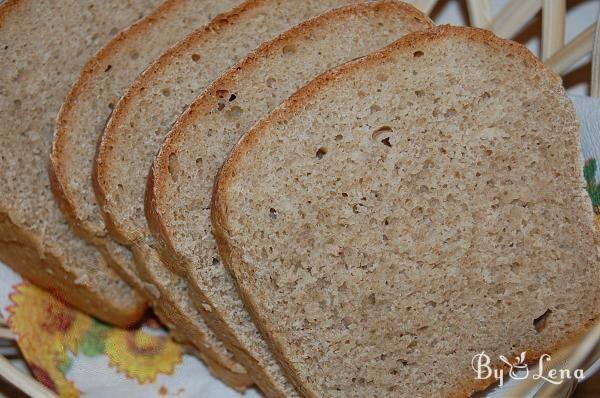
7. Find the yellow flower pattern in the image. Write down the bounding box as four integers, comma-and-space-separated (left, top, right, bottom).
8, 283, 84, 397
6, 282, 183, 397
105, 327, 182, 383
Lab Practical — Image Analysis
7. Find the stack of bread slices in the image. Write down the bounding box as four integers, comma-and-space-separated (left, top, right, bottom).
1, 0, 598, 396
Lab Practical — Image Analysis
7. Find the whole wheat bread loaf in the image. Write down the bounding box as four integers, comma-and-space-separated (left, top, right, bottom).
213, 26, 600, 397
93, 0, 399, 395
0, 0, 159, 326
50, 0, 243, 296
147, 2, 432, 397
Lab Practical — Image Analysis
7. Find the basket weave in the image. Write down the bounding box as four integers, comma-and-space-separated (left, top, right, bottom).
0, 0, 599, 397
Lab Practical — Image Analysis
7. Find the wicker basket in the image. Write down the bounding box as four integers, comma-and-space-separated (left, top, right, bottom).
0, 0, 599, 397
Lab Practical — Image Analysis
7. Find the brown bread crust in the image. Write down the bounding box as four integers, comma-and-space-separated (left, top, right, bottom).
0, 213, 145, 326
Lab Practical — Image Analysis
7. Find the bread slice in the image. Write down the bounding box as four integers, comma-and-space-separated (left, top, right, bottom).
213, 25, 600, 397
50, 0, 243, 296
147, 2, 432, 397
0, 0, 162, 326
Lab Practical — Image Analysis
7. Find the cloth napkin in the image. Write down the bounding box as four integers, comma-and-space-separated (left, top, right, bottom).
0, 95, 598, 397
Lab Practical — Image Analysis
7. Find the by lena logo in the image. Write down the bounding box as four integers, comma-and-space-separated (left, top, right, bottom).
471, 351, 585, 386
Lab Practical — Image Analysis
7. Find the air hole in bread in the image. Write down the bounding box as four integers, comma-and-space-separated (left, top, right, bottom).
367, 293, 376, 304
534, 309, 552, 332
211, 257, 219, 266
191, 53, 200, 62
335, 134, 343, 141
316, 277, 330, 289
108, 102, 114, 110
372, 126, 392, 139
269, 208, 278, 219
13, 99, 21, 108
316, 147, 327, 159
167, 153, 180, 182
414, 90, 424, 97
161, 88, 171, 97
282, 44, 297, 54
104, 64, 112, 72
352, 203, 365, 214
341, 317, 351, 328
410, 206, 423, 217
216, 89, 229, 99
195, 158, 202, 165
266, 77, 276, 88
413, 50, 424, 58
228, 94, 236, 102
372, 126, 393, 147
370, 104, 382, 113
444, 108, 457, 117
225, 106, 243, 120
216, 90, 230, 111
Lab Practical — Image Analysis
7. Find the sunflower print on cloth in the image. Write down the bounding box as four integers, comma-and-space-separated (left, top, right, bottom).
7, 282, 183, 397
104, 320, 183, 383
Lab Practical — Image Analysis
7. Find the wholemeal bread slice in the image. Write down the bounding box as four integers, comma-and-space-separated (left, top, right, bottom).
0, 0, 161, 326
147, 2, 432, 397
212, 25, 600, 397
50, 0, 243, 296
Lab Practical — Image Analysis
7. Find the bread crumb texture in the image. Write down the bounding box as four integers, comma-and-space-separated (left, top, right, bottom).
215, 26, 600, 397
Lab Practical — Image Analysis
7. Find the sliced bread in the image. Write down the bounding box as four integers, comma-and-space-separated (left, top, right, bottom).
147, 2, 432, 397
132, 243, 252, 391
95, 0, 362, 249
48, 1, 252, 384
50, 0, 243, 295
93, 0, 396, 395
0, 0, 160, 326
212, 25, 600, 397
